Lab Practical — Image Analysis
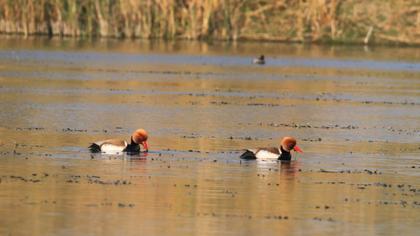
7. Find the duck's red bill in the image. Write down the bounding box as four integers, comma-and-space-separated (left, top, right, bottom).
142, 141, 149, 152
293, 145, 303, 153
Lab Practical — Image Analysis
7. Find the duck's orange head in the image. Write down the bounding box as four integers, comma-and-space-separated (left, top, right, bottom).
132, 129, 149, 152
280, 136, 303, 153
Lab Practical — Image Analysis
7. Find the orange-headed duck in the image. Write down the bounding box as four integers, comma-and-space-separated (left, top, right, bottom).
240, 136, 302, 161
89, 129, 149, 154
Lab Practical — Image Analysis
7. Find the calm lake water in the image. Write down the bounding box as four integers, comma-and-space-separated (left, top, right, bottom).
0, 37, 419, 236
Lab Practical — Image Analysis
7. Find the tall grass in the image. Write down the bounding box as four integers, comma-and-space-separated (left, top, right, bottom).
0, 0, 419, 45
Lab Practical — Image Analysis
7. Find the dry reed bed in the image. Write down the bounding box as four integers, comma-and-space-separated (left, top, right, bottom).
0, 0, 419, 45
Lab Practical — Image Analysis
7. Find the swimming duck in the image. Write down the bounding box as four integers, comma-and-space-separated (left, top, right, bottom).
89, 129, 149, 154
253, 55, 265, 65
240, 136, 302, 161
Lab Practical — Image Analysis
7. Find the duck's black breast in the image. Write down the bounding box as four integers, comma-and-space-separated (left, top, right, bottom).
278, 148, 291, 161
123, 142, 140, 155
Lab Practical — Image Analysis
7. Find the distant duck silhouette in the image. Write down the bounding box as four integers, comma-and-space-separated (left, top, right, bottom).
253, 55, 265, 65
89, 129, 149, 155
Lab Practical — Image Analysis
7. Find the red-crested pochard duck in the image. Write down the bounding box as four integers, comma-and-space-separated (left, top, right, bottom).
240, 136, 302, 161
89, 129, 149, 154
253, 55, 265, 65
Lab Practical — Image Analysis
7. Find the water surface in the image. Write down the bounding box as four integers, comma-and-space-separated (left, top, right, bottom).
0, 37, 419, 236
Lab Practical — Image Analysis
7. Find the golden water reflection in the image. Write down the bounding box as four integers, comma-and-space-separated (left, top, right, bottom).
0, 37, 419, 235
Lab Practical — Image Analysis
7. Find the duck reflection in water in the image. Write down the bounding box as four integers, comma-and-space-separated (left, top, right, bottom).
279, 160, 300, 177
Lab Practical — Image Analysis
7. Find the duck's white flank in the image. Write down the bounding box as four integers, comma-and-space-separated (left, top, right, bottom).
100, 141, 128, 154
247, 148, 281, 160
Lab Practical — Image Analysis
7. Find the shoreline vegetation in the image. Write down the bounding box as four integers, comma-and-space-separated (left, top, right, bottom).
0, 0, 419, 46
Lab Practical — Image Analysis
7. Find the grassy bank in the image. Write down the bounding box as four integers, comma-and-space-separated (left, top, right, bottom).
0, 0, 419, 45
